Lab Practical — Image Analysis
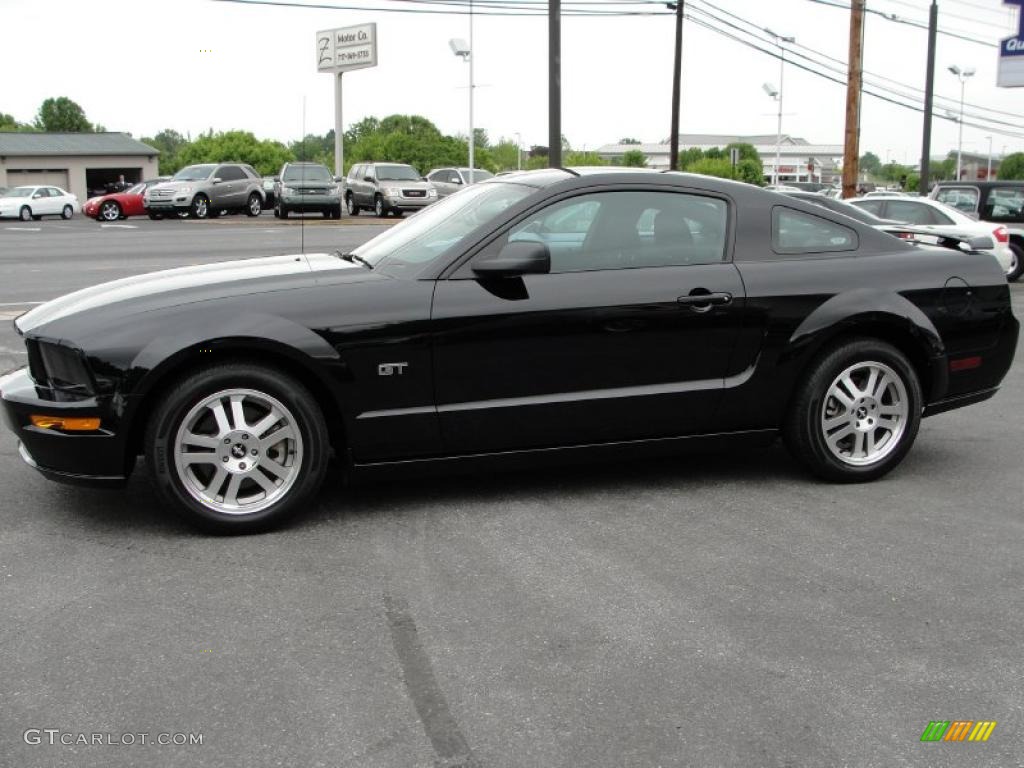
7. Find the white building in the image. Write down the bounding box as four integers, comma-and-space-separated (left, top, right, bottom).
596, 133, 843, 185
0, 132, 160, 201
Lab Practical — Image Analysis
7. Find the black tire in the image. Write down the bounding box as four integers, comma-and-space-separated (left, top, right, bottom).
145, 363, 330, 534
190, 194, 210, 219
99, 201, 121, 222
61, 205, 74, 220
148, 212, 165, 220
783, 338, 922, 483
346, 193, 359, 216
1007, 243, 1024, 283
19, 206, 31, 222
279, 205, 289, 219
272, 206, 280, 219
374, 194, 387, 218
246, 193, 262, 217
31, 215, 42, 221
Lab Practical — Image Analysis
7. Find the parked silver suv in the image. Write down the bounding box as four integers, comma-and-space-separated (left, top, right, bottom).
425, 167, 494, 198
145, 163, 265, 219
344, 162, 437, 217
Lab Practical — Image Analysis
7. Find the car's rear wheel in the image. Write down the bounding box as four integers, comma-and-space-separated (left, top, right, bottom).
1006, 243, 1023, 282
784, 339, 922, 482
145, 363, 330, 533
246, 193, 262, 217
190, 194, 210, 219
100, 201, 121, 221
278, 204, 289, 219
346, 193, 359, 216
19, 206, 31, 222
61, 205, 74, 220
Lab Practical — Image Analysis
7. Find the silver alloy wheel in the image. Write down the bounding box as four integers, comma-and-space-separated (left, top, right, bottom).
173, 388, 304, 515
346, 195, 356, 215
821, 360, 909, 466
193, 196, 208, 218
101, 201, 119, 221
20, 206, 31, 221
249, 195, 261, 215
1008, 248, 1018, 278
375, 196, 384, 216
62, 205, 73, 219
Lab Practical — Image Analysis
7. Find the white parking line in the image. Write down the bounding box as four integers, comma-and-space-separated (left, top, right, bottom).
0, 301, 44, 307
99, 224, 138, 229
4, 227, 41, 232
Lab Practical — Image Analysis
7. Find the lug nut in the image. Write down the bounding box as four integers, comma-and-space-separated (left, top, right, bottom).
239, 462, 246, 470
222, 457, 229, 462
224, 438, 231, 444
242, 434, 248, 440
251, 449, 258, 456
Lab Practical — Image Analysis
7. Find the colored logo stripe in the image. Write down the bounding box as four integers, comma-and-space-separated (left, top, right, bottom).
920, 720, 996, 742
921, 721, 949, 742
944, 721, 973, 741
969, 722, 997, 742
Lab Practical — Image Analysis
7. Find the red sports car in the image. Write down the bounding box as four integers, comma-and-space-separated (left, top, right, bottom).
83, 178, 168, 221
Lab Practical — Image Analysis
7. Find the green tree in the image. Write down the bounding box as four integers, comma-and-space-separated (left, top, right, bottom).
141, 129, 191, 174
622, 149, 647, 167
724, 143, 764, 185
997, 152, 1024, 180
679, 147, 705, 168
34, 97, 94, 132
564, 150, 608, 166
687, 157, 739, 181
175, 130, 294, 176
859, 151, 882, 176
490, 138, 523, 171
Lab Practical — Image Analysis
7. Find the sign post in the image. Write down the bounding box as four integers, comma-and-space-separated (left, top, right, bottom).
998, 0, 1024, 87
316, 23, 378, 179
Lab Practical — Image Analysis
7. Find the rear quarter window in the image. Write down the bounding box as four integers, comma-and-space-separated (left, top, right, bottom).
772, 207, 858, 256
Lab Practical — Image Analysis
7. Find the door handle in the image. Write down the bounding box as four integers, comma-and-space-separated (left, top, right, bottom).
677, 291, 732, 312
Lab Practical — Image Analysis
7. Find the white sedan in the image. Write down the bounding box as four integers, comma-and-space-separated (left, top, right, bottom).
0, 185, 80, 221
848, 195, 1017, 279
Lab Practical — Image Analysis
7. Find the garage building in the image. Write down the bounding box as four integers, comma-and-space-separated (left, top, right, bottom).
0, 132, 160, 202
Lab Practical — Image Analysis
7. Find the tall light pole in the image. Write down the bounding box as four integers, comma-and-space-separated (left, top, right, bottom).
514, 131, 522, 170
450, 33, 474, 183
762, 82, 780, 186
985, 135, 993, 179
765, 29, 795, 188
667, 1, 685, 171
948, 64, 975, 181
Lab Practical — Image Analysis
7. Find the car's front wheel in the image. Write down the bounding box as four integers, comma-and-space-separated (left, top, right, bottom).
374, 194, 386, 218
1007, 243, 1023, 282
145, 363, 330, 533
346, 193, 359, 216
190, 194, 210, 219
784, 339, 922, 482
19, 206, 31, 222
99, 201, 121, 221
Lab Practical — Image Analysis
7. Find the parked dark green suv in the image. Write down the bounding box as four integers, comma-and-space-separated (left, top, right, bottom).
273, 162, 342, 219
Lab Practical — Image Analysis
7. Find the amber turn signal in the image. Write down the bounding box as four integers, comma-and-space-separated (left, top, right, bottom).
30, 415, 101, 431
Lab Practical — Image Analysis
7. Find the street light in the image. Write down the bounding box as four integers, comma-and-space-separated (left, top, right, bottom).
985, 134, 993, 179
450, 34, 474, 184
514, 131, 522, 171
764, 29, 795, 188
948, 64, 975, 181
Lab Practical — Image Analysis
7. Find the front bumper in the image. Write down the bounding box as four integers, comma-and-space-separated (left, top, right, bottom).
279, 193, 341, 211
0, 368, 130, 486
383, 194, 434, 211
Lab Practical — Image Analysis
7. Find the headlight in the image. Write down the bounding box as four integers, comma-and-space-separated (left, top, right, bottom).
384, 187, 401, 197
427, 188, 438, 198
28, 339, 96, 397
282, 186, 297, 195
178, 185, 192, 194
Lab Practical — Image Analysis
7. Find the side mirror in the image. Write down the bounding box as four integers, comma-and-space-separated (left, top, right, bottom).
334, 176, 344, 183
453, 178, 464, 185
273, 176, 280, 183
364, 176, 374, 183
472, 241, 551, 278
212, 177, 223, 184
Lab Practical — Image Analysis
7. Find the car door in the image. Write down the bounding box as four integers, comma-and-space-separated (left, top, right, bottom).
29, 187, 52, 215
360, 166, 377, 206
429, 169, 458, 197
214, 165, 243, 208
431, 187, 746, 454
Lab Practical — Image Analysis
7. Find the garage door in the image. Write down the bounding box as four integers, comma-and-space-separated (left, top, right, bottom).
7, 169, 70, 190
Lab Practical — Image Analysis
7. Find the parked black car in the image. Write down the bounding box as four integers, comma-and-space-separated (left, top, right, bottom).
1, 170, 1017, 532
931, 181, 1024, 281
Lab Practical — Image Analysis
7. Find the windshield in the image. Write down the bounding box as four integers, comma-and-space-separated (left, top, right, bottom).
172, 164, 216, 181
352, 182, 534, 275
3, 187, 33, 198
462, 169, 494, 181
283, 165, 333, 182
375, 164, 421, 181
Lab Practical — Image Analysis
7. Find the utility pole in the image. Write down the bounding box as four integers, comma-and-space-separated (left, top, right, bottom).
919, 0, 937, 195
549, 0, 562, 167
842, 0, 865, 199
668, 1, 684, 171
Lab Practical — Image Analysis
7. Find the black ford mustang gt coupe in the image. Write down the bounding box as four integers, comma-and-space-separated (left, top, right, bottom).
1, 169, 1017, 532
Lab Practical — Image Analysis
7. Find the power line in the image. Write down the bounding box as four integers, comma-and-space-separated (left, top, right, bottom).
805, 0, 998, 47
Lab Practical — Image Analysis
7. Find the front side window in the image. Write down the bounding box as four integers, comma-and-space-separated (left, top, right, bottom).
984, 187, 1024, 222
127, 183, 146, 195
427, 170, 447, 182
885, 200, 947, 226
773, 207, 857, 254
507, 190, 728, 273
375, 164, 420, 181
217, 166, 246, 182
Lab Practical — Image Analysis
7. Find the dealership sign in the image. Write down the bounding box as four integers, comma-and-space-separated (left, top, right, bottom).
316, 23, 378, 72
998, 0, 1024, 86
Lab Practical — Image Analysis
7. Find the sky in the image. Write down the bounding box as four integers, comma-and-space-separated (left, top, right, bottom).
2, 0, 1021, 163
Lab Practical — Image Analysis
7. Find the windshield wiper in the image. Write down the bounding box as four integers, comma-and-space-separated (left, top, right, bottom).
335, 251, 373, 269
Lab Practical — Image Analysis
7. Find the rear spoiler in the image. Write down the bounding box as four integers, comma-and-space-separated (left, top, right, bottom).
881, 226, 994, 252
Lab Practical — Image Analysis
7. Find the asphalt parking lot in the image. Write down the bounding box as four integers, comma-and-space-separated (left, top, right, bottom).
1, 218, 1022, 767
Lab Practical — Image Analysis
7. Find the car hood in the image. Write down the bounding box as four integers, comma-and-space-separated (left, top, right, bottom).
378, 179, 432, 189
149, 180, 207, 193
16, 252, 364, 335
